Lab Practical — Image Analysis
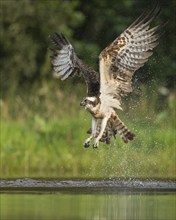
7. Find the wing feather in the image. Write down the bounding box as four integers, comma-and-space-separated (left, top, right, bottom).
99, 4, 163, 110
50, 33, 100, 96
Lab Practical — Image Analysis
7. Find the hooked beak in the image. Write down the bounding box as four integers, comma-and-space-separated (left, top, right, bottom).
80, 100, 86, 106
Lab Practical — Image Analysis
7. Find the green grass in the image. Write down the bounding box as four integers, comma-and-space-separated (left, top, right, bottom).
0, 89, 175, 179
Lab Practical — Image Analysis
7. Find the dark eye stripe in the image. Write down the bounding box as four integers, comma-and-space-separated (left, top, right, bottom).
89, 101, 96, 106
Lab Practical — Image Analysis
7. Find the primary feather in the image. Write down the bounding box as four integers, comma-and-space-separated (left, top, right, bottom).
50, 4, 164, 148
99, 4, 162, 112
50, 33, 100, 96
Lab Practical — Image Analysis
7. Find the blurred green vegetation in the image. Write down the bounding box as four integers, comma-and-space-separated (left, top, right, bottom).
0, 0, 175, 179
0, 87, 175, 178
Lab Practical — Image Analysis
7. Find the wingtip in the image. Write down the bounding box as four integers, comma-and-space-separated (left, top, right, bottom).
128, 1, 161, 29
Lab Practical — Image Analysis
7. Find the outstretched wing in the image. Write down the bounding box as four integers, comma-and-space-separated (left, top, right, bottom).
50, 33, 100, 96
99, 4, 163, 110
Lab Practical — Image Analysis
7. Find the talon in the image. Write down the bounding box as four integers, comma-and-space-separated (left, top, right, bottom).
84, 141, 90, 148
93, 142, 98, 149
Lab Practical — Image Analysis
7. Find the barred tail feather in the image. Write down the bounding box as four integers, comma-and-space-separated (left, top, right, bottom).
114, 118, 135, 143
86, 116, 135, 144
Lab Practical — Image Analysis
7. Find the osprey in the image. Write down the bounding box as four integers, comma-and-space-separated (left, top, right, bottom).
50, 5, 163, 148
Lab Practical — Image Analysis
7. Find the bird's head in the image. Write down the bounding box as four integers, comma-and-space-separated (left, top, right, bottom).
80, 96, 99, 110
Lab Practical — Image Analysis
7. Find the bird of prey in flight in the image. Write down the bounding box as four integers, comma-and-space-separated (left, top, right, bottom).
50, 4, 164, 148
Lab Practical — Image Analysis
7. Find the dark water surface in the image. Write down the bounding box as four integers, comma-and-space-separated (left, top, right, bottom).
0, 179, 176, 220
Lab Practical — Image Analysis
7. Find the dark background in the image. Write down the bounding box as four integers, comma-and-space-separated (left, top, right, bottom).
1, 0, 175, 97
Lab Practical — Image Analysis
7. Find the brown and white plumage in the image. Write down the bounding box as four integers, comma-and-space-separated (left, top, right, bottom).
99, 4, 162, 111
50, 33, 100, 97
50, 4, 163, 148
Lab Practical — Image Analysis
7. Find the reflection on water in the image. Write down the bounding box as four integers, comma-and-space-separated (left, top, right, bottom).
1, 191, 175, 220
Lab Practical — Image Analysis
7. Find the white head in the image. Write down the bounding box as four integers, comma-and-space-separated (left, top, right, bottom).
80, 96, 98, 109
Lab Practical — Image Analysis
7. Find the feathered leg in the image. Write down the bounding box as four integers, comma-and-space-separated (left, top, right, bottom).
84, 117, 97, 148
93, 113, 111, 148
